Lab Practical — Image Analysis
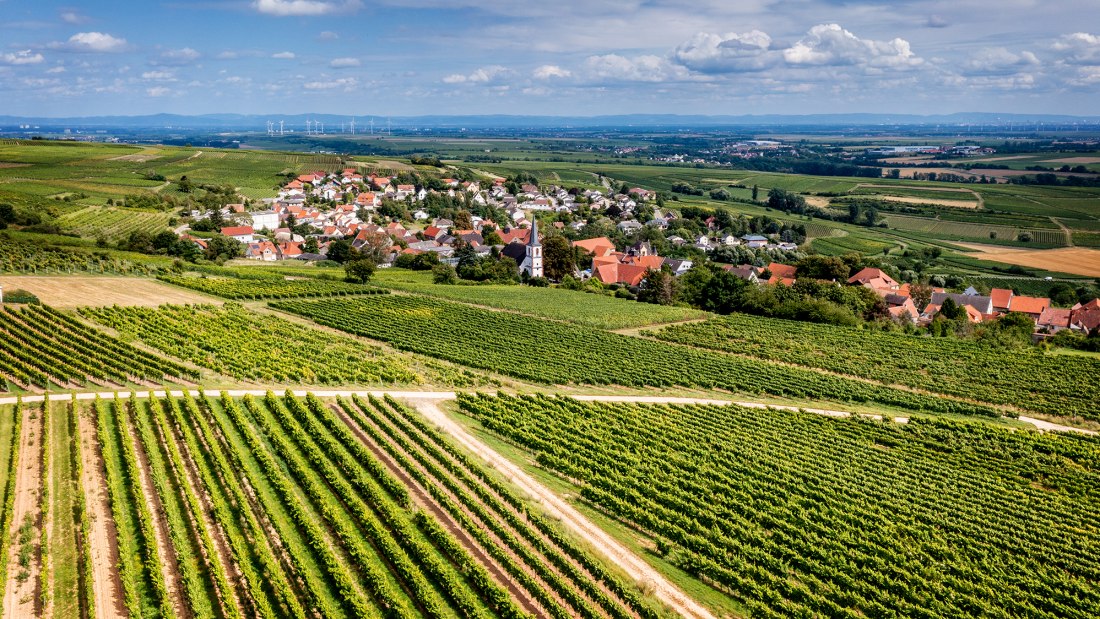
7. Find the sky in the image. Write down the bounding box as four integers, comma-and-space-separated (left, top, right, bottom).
1, 0, 1098, 118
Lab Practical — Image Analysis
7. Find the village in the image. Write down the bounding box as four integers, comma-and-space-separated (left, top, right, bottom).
177, 166, 1099, 338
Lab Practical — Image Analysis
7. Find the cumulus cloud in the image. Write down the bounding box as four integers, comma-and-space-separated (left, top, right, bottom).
442, 65, 510, 84
582, 54, 692, 83
1052, 32, 1100, 65
1, 50, 46, 66
673, 30, 774, 73
146, 86, 171, 97
50, 32, 128, 53
532, 65, 571, 80
784, 24, 922, 69
330, 57, 360, 68
253, 0, 361, 17
272, 51, 296, 59
962, 47, 1040, 75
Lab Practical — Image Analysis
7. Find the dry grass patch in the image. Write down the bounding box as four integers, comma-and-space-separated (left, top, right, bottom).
954, 244, 1100, 278
0, 276, 221, 308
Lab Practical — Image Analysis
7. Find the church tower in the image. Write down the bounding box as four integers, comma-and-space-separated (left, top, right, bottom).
523, 218, 543, 278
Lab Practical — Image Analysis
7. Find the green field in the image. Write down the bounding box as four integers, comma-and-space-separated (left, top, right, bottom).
373, 268, 709, 329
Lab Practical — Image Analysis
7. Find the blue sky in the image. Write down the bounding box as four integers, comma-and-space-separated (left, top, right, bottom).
1, 0, 1098, 117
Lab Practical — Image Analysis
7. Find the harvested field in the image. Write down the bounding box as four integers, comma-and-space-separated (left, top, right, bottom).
804, 196, 831, 207
880, 195, 979, 208
0, 276, 221, 308
967, 155, 1033, 163
954, 243, 1100, 277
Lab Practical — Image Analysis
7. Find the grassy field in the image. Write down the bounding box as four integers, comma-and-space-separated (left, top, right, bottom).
372, 268, 709, 329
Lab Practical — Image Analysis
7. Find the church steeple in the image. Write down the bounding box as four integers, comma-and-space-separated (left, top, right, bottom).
524, 217, 543, 278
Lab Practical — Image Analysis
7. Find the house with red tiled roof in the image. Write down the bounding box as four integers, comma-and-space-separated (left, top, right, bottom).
220, 226, 255, 243
888, 297, 919, 323
1008, 295, 1051, 320
990, 288, 1014, 313
1069, 299, 1100, 332
499, 228, 532, 246
1037, 307, 1072, 332
848, 267, 899, 290
767, 262, 798, 280
245, 241, 277, 261
594, 262, 650, 287
573, 236, 616, 258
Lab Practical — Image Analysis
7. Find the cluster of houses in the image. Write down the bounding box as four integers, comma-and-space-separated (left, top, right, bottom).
179, 169, 801, 272
718, 260, 1099, 333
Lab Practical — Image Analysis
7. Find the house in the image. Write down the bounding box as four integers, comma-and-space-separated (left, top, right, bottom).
885, 294, 919, 323
1069, 299, 1100, 332
594, 262, 650, 287
573, 237, 616, 259
499, 219, 543, 278
990, 288, 1014, 313
617, 220, 643, 233
848, 267, 899, 290
220, 225, 255, 243
724, 264, 760, 284
245, 241, 277, 261
1007, 295, 1051, 320
1037, 307, 1072, 332
662, 258, 693, 276
767, 263, 798, 280
249, 211, 279, 231
741, 235, 769, 248
929, 291, 994, 315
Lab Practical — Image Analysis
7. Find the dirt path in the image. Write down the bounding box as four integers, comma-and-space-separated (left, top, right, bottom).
410, 399, 717, 619
1050, 217, 1074, 247
611, 318, 709, 338
79, 406, 127, 619
3, 406, 42, 618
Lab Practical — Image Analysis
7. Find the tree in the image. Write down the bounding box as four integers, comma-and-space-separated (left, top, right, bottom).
204, 234, 243, 262
453, 210, 474, 230
542, 235, 577, 281
637, 268, 679, 306
0, 203, 14, 229
700, 269, 750, 314
909, 283, 933, 313
344, 258, 376, 284
354, 230, 393, 264
751, 185, 759, 201
795, 255, 849, 281
326, 239, 355, 264
939, 297, 966, 320
303, 237, 320, 254
432, 264, 458, 284
1048, 283, 1077, 307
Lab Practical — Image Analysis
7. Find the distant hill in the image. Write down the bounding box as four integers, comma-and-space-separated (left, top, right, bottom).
2, 112, 1099, 130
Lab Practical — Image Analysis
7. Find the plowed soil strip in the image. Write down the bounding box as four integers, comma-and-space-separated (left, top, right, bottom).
3, 406, 42, 618
79, 406, 127, 619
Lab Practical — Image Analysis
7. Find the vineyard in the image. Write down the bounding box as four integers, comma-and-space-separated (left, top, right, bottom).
649, 313, 1100, 420
82, 303, 422, 386
0, 392, 667, 619
272, 295, 998, 417
459, 393, 1100, 619
0, 237, 166, 276
56, 206, 173, 242
0, 305, 196, 392
882, 214, 1068, 246
157, 275, 388, 300
372, 270, 707, 329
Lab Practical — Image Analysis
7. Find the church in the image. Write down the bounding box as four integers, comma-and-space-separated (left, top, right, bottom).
500, 218, 543, 278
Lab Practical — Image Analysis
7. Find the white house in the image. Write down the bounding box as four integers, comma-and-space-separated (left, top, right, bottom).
249, 211, 280, 231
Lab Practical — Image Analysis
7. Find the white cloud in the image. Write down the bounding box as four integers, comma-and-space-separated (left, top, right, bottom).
155, 47, 201, 66
60, 11, 89, 25
442, 65, 510, 84
272, 51, 297, 59
783, 24, 922, 70
532, 65, 571, 80
962, 47, 1040, 75
0, 50, 45, 66
318, 31, 339, 41
253, 0, 361, 17
46, 66, 66, 74
330, 57, 360, 68
304, 77, 358, 90
673, 30, 774, 73
1052, 32, 1100, 65
582, 54, 693, 83
141, 70, 176, 81
146, 86, 171, 97
50, 32, 128, 53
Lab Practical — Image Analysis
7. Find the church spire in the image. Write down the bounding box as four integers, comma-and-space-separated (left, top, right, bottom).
529, 217, 540, 247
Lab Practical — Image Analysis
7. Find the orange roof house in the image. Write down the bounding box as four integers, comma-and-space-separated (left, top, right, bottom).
767, 262, 798, 280
990, 288, 1014, 312
1008, 295, 1051, 318
573, 236, 616, 258
847, 267, 899, 290
594, 263, 650, 287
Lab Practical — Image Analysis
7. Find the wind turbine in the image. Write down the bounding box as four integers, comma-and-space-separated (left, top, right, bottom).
319, 122, 324, 135
279, 120, 284, 135
349, 117, 356, 135
369, 118, 374, 135
306, 119, 313, 135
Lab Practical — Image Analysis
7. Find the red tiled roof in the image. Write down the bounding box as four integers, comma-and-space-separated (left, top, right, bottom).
220, 226, 254, 237
1038, 307, 1071, 328
594, 263, 649, 287
767, 262, 798, 279
990, 288, 1014, 310
1008, 295, 1050, 315
573, 236, 616, 257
